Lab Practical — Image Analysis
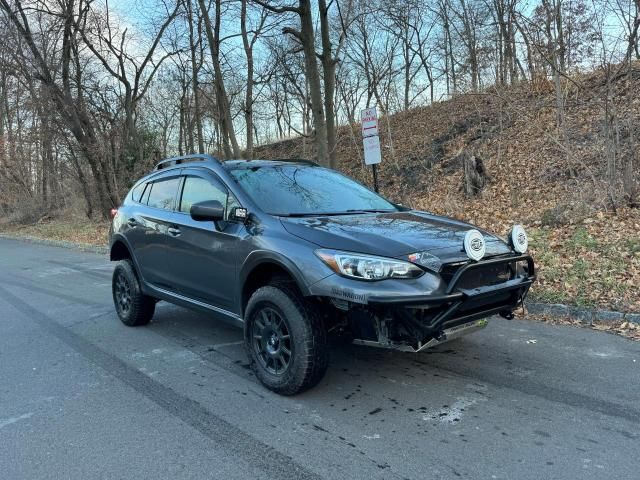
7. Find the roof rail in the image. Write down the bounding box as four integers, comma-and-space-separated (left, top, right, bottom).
276, 158, 319, 167
153, 154, 219, 171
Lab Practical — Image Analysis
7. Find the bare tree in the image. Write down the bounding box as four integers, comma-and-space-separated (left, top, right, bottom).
185, 0, 205, 153
253, 0, 333, 166
0, 0, 179, 215
241, 0, 272, 158
198, 0, 240, 158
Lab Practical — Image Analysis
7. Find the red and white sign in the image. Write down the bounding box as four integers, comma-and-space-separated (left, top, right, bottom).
363, 135, 381, 165
361, 107, 379, 137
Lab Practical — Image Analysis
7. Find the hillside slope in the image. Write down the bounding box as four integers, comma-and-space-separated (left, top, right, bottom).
256, 67, 640, 313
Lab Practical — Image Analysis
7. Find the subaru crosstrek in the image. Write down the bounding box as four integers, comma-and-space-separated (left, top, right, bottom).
109, 154, 535, 394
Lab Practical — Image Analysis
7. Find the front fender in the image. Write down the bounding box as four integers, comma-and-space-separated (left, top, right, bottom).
239, 250, 312, 297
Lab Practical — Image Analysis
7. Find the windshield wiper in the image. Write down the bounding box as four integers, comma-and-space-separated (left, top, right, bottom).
276, 209, 395, 217
277, 212, 351, 217
345, 209, 396, 213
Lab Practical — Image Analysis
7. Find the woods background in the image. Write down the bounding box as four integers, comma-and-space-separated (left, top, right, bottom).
1, 0, 638, 218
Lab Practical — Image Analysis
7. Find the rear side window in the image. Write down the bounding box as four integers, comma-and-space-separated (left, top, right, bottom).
131, 183, 147, 203
147, 177, 180, 210
179, 176, 227, 214
141, 183, 152, 205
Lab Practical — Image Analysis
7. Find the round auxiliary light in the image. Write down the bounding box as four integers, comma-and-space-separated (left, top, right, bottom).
510, 224, 528, 253
464, 229, 486, 261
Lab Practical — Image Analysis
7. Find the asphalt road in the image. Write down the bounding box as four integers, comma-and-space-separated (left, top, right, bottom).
1, 238, 639, 480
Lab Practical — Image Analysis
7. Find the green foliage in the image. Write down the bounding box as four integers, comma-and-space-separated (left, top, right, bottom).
529, 289, 569, 304
626, 238, 640, 255
565, 228, 598, 254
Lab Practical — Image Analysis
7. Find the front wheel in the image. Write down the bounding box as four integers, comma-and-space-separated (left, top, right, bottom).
244, 285, 328, 395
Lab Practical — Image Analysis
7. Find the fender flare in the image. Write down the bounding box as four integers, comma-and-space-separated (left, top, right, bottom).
109, 234, 146, 283
239, 250, 311, 299
109, 232, 132, 259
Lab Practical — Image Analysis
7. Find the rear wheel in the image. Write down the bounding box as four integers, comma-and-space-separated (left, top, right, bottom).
112, 259, 155, 326
244, 285, 328, 395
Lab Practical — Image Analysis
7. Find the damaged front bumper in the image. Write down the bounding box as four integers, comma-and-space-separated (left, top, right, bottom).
311, 254, 536, 352
353, 317, 490, 352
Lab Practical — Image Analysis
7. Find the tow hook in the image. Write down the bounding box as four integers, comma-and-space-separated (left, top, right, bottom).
436, 331, 447, 342
499, 310, 515, 320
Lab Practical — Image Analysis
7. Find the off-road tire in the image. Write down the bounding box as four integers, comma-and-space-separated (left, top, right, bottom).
244, 285, 329, 395
112, 259, 155, 326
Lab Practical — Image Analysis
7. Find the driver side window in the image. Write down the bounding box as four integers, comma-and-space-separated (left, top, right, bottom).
179, 176, 227, 214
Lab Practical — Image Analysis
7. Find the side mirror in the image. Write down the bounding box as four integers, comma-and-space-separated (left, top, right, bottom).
190, 200, 225, 222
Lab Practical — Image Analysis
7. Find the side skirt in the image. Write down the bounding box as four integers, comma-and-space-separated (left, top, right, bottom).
144, 283, 244, 328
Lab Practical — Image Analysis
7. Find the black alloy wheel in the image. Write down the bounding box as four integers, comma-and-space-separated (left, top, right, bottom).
111, 259, 155, 326
251, 306, 293, 375
244, 284, 329, 395
114, 271, 132, 315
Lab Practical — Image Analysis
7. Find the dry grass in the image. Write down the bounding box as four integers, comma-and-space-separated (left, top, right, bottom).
0, 217, 108, 247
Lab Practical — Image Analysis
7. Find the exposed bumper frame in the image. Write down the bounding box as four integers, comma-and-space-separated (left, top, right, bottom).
353, 318, 489, 352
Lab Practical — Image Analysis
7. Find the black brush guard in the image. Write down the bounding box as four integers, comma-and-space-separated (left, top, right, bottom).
369, 254, 536, 337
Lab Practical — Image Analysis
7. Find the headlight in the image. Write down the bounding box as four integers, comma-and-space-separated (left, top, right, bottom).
315, 249, 424, 281
510, 224, 528, 253
407, 251, 442, 272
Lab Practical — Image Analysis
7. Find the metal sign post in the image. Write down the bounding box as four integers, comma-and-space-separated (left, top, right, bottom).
372, 163, 379, 193
361, 107, 381, 192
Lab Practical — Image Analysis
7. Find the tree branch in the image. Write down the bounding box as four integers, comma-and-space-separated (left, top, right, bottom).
251, 0, 300, 15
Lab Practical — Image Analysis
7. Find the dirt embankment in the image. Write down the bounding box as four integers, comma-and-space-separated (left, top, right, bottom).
255, 67, 640, 313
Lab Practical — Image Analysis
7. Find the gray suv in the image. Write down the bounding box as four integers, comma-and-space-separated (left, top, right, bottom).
109, 154, 535, 394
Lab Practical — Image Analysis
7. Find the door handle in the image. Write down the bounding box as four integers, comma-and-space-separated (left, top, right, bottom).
167, 227, 181, 237
127, 218, 138, 227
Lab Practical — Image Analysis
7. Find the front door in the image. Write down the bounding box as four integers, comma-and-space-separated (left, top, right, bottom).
169, 169, 244, 311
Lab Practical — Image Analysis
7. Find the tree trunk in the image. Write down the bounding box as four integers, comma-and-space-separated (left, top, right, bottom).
555, 0, 566, 71
299, 0, 329, 166
198, 0, 240, 158
462, 150, 488, 197
442, 3, 457, 94
187, 0, 204, 154
241, 0, 254, 158
543, 0, 565, 128
40, 100, 52, 208
626, 0, 640, 61
318, 0, 338, 169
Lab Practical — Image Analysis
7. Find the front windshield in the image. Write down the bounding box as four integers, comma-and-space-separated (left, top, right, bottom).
229, 164, 398, 216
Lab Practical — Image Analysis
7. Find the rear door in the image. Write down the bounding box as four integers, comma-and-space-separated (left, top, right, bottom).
127, 172, 183, 291
169, 169, 245, 310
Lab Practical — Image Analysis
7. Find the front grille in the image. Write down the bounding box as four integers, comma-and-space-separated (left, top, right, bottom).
441, 260, 513, 290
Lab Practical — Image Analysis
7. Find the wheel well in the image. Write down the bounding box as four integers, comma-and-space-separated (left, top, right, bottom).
110, 240, 131, 261
241, 263, 299, 316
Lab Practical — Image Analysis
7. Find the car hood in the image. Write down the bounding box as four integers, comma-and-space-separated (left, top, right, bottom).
280, 210, 512, 261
